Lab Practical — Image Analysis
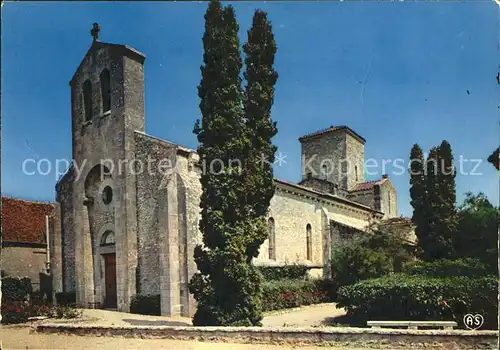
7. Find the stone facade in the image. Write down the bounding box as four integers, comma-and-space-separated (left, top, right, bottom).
299, 126, 365, 191
1, 245, 48, 289
51, 39, 398, 318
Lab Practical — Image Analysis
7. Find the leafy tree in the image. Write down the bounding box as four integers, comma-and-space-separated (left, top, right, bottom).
454, 192, 498, 273
189, 1, 279, 327
409, 144, 428, 258
487, 147, 499, 170
242, 10, 278, 262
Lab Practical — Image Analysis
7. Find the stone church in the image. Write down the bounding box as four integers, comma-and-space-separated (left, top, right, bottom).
49, 32, 397, 317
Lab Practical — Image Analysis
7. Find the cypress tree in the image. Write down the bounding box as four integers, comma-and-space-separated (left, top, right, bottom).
424, 141, 457, 259
409, 144, 428, 259
424, 147, 440, 260
242, 10, 279, 261
189, 0, 264, 327
435, 140, 457, 257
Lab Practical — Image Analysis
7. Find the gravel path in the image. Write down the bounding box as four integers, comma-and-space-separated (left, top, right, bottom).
262, 303, 345, 327
34, 303, 345, 328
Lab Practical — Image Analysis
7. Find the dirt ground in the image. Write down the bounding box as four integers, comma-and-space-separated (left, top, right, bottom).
262, 303, 345, 327
0, 326, 364, 350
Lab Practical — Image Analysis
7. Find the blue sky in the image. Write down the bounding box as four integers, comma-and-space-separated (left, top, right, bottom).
2, 1, 499, 217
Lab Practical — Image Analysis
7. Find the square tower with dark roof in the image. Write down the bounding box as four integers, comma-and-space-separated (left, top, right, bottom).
299, 125, 365, 192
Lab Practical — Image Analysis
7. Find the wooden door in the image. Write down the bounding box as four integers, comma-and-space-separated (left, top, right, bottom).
104, 254, 117, 308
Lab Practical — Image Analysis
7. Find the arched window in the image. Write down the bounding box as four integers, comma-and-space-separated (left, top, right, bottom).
268, 218, 276, 260
83, 80, 93, 121
100, 69, 111, 112
100, 230, 115, 246
306, 224, 312, 261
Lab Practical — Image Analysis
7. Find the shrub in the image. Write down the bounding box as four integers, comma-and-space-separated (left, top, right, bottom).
332, 244, 394, 287
257, 264, 309, 281
1, 277, 32, 301
331, 230, 415, 288
1, 300, 30, 324
261, 279, 333, 312
336, 274, 498, 330
29, 304, 55, 317
130, 294, 161, 315
54, 306, 81, 319
55, 292, 76, 306
403, 258, 490, 278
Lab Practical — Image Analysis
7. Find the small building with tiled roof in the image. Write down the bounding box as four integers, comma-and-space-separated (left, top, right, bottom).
1, 196, 55, 290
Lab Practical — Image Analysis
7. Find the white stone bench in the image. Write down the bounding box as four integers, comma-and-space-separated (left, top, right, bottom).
28, 316, 49, 321
367, 320, 457, 330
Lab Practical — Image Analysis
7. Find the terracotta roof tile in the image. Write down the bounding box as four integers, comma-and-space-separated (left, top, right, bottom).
1, 197, 55, 244
350, 178, 388, 192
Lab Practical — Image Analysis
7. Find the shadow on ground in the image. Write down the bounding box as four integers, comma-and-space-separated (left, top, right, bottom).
321, 314, 366, 328
122, 319, 191, 327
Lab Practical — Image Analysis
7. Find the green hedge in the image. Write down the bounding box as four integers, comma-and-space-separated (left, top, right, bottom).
130, 294, 161, 316
262, 279, 335, 312
1, 277, 32, 301
257, 264, 309, 281
337, 274, 498, 329
55, 292, 76, 306
403, 258, 491, 277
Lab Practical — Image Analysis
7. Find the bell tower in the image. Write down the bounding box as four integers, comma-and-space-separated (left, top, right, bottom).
69, 24, 146, 312
70, 23, 146, 158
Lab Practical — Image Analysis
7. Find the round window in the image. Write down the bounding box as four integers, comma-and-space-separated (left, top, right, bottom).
102, 186, 113, 204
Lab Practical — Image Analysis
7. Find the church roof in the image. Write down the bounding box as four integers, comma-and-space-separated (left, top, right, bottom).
1, 197, 55, 244
298, 125, 366, 144
275, 179, 383, 216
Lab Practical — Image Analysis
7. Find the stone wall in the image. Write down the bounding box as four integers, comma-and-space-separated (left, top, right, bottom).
175, 152, 203, 317
300, 129, 365, 192
379, 179, 397, 218
56, 168, 76, 293
257, 181, 379, 269
49, 203, 63, 298
298, 176, 336, 195
134, 132, 200, 317
300, 131, 346, 187
262, 189, 323, 265
1, 244, 48, 290
345, 133, 365, 191
36, 323, 499, 349
134, 132, 177, 296
347, 189, 375, 210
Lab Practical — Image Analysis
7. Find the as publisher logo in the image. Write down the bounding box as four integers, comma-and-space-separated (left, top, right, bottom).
463, 314, 484, 330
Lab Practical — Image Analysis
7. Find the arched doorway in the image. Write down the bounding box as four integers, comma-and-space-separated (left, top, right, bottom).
100, 230, 116, 308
